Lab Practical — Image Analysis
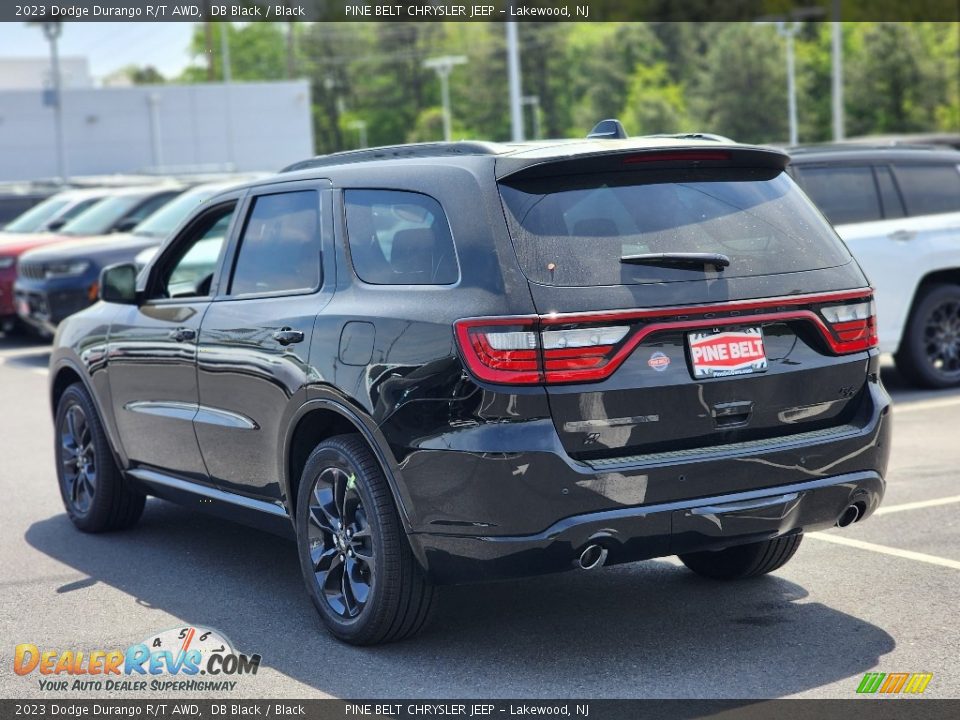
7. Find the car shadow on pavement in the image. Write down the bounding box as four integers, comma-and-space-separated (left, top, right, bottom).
26, 500, 895, 699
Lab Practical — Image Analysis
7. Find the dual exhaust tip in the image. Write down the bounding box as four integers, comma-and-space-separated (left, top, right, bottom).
577, 543, 608, 571
837, 503, 864, 528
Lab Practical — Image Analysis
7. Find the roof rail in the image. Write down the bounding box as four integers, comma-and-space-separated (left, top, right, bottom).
281, 141, 504, 173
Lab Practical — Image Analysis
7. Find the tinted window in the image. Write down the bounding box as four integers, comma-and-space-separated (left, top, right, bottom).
499, 168, 851, 287
60, 193, 152, 236
159, 205, 236, 299
894, 164, 960, 216
124, 191, 180, 225
134, 186, 222, 239
229, 191, 321, 296
875, 166, 905, 219
345, 190, 458, 285
794, 165, 882, 225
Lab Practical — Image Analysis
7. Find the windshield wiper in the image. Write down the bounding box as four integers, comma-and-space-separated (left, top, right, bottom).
620, 252, 730, 269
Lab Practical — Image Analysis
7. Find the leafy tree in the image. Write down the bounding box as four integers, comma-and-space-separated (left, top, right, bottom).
621, 62, 689, 134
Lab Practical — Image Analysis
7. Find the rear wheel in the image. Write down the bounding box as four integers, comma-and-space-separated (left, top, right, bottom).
678, 534, 803, 580
55, 383, 145, 532
895, 284, 960, 389
296, 434, 434, 645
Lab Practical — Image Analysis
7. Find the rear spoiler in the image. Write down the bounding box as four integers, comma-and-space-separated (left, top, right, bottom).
495, 145, 790, 181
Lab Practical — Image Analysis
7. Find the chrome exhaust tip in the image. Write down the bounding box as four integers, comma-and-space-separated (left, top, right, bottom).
577, 544, 608, 570
837, 504, 861, 528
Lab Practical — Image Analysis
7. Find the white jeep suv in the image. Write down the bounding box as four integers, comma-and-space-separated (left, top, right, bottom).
790, 146, 960, 388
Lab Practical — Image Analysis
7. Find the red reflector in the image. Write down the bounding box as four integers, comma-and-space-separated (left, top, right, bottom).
623, 150, 731, 165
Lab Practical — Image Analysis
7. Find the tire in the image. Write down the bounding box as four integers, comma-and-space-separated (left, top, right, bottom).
296, 434, 435, 645
894, 284, 960, 389
54, 383, 145, 532
678, 534, 803, 580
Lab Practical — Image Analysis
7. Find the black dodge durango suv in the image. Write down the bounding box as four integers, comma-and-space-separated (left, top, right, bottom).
49, 133, 891, 644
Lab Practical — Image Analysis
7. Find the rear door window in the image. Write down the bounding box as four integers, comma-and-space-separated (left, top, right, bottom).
229, 190, 321, 297
875, 166, 905, 219
344, 190, 459, 285
792, 165, 882, 225
499, 168, 851, 287
893, 164, 960, 217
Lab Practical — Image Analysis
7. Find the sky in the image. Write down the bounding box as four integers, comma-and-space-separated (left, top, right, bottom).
0, 22, 196, 81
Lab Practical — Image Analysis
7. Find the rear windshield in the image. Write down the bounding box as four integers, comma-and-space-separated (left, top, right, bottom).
498, 168, 851, 287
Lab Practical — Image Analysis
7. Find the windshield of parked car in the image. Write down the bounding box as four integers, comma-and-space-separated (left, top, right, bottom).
499, 167, 852, 286
133, 187, 221, 239
3, 196, 70, 233
58, 194, 146, 236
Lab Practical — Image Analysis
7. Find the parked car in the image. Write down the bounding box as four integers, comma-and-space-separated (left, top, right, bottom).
0, 185, 53, 226
15, 181, 246, 336
789, 145, 960, 387
0, 185, 183, 333
0, 188, 111, 236
50, 129, 890, 645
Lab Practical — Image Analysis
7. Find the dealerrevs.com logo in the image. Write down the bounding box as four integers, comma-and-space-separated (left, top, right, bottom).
14, 626, 261, 693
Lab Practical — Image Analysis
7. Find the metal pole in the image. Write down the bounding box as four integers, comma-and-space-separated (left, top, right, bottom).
43, 23, 67, 182
831, 13, 845, 140
439, 69, 452, 142
786, 28, 797, 146
220, 23, 235, 169
506, 21, 523, 142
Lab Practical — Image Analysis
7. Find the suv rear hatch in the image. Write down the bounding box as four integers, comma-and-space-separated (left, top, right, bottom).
458, 145, 878, 462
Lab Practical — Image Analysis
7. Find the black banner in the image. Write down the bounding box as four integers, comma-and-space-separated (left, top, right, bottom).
2, 0, 959, 23
2, 700, 960, 720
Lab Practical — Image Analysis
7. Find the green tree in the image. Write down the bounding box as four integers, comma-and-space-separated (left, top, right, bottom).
621, 62, 689, 134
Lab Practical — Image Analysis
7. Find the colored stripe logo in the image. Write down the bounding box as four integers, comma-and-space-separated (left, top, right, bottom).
857, 672, 933, 694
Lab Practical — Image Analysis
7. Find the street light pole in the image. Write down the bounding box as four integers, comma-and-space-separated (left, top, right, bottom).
41, 22, 67, 182
506, 21, 523, 142
522, 95, 541, 139
349, 120, 368, 149
423, 56, 467, 142
831, 7, 845, 140
775, 21, 800, 146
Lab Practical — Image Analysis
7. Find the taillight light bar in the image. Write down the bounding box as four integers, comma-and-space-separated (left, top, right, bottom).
454, 290, 878, 386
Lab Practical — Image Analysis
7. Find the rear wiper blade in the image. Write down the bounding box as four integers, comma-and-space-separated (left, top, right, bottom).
619, 252, 730, 269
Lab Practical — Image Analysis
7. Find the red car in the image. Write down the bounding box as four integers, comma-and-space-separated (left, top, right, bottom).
0, 185, 182, 332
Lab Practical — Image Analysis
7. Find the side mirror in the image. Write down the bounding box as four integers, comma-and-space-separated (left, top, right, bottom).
99, 263, 139, 304
114, 218, 139, 233
47, 219, 66, 231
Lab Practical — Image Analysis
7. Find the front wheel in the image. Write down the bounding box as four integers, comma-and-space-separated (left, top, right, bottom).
55, 383, 145, 532
296, 434, 435, 645
678, 534, 803, 580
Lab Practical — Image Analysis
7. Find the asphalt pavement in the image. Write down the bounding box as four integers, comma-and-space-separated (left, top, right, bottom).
1, 332, 958, 699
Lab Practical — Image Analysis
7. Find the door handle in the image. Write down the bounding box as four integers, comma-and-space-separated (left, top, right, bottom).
887, 229, 916, 242
168, 327, 196, 342
273, 328, 304, 346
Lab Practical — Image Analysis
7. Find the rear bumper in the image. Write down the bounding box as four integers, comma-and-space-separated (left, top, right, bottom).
411, 471, 885, 584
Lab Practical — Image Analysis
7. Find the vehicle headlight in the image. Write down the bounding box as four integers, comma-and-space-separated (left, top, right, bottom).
0, 256, 14, 270
44, 261, 91, 278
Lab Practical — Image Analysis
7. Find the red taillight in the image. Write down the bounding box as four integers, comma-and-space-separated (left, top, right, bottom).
454, 318, 629, 384
818, 300, 878, 353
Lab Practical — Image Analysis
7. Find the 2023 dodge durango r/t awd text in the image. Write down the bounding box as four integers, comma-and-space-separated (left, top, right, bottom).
48, 133, 891, 645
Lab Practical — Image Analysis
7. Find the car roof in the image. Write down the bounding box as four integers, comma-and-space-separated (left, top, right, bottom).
789, 143, 960, 164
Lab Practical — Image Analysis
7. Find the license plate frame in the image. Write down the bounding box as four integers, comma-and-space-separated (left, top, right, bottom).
687, 327, 768, 379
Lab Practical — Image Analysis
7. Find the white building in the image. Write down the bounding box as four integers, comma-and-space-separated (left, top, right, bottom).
0, 57, 93, 90
0, 80, 314, 181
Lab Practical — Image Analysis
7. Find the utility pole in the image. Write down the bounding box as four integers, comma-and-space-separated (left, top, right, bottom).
40, 21, 67, 182
831, 0, 845, 140
423, 55, 467, 142
506, 21, 523, 142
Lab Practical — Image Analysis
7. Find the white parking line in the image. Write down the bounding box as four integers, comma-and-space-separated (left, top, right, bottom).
874, 495, 960, 516
809, 533, 960, 570
893, 395, 960, 413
